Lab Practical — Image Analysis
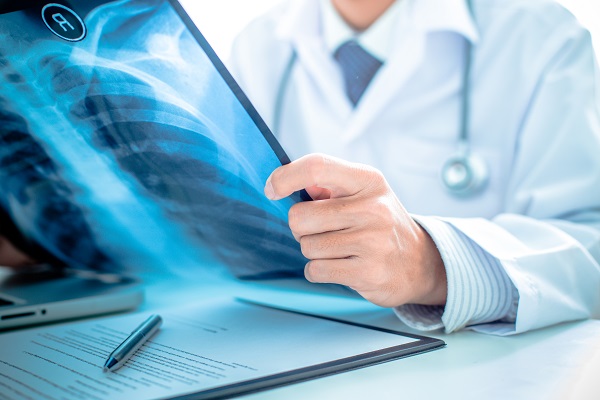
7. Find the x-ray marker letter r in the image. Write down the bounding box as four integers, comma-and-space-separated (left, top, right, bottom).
52, 13, 74, 32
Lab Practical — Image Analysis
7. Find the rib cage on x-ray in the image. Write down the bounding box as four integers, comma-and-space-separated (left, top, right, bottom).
0, 0, 306, 277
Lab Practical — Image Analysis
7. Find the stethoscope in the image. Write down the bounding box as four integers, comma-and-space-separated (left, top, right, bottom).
272, 8, 489, 198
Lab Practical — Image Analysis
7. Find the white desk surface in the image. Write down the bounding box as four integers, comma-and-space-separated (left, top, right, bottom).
137, 265, 600, 400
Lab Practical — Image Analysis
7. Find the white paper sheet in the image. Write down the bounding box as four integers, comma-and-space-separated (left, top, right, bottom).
0, 298, 420, 400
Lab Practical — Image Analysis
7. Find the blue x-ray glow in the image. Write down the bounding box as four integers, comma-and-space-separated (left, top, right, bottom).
0, 0, 307, 278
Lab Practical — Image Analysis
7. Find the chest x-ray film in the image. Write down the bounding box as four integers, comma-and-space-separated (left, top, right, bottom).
0, 0, 308, 278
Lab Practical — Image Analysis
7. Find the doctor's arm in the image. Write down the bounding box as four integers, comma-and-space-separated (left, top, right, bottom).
265, 154, 517, 334
265, 24, 600, 336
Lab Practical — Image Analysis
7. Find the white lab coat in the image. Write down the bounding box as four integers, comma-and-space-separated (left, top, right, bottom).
228, 0, 600, 334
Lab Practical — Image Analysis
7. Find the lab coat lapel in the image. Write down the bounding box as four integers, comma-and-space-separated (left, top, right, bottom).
341, 0, 479, 143
293, 38, 350, 115
277, 0, 351, 118
342, 27, 426, 144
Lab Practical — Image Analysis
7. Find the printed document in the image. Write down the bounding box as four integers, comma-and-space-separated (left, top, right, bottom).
0, 298, 419, 400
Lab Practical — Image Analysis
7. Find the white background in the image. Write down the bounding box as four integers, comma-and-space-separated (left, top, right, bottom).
179, 0, 600, 61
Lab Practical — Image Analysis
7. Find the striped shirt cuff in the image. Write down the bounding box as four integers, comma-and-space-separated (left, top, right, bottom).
394, 216, 517, 333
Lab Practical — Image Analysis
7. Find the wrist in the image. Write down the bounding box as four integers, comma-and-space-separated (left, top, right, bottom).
413, 225, 447, 306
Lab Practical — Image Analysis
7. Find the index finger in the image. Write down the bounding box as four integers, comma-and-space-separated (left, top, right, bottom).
265, 154, 379, 201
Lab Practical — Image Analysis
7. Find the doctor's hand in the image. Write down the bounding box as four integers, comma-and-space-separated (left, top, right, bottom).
0, 235, 36, 269
265, 154, 447, 308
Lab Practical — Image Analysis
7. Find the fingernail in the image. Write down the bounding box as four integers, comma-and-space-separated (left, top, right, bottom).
265, 179, 276, 200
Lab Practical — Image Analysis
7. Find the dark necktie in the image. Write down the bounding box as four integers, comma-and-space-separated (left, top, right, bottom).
334, 40, 383, 106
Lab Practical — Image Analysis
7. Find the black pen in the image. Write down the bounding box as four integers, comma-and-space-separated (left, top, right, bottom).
103, 314, 163, 372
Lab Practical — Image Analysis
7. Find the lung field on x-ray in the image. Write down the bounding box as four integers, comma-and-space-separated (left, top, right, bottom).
0, 92, 114, 271
50, 55, 303, 276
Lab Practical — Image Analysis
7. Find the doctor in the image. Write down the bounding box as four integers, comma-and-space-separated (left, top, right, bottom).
229, 0, 600, 334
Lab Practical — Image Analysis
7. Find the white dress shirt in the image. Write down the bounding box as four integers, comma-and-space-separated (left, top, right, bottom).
319, 0, 400, 62
228, 0, 600, 335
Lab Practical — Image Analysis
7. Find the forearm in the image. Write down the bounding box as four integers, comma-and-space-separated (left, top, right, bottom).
395, 213, 600, 335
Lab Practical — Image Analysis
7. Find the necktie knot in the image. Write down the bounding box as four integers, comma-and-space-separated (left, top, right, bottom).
334, 40, 383, 106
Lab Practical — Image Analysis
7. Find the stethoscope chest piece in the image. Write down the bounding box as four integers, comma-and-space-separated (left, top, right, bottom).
441, 151, 489, 197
